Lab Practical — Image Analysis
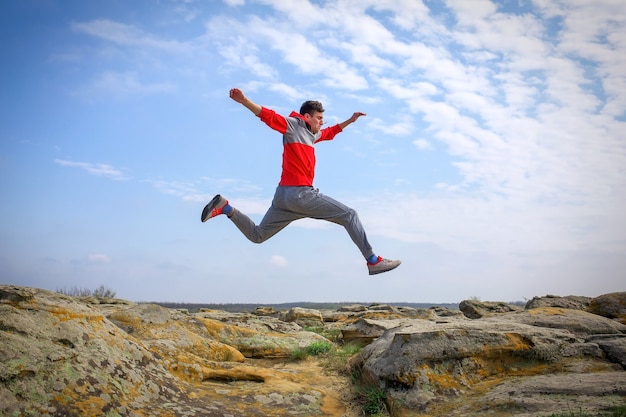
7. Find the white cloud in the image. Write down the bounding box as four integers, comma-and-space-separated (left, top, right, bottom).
71, 19, 191, 54
369, 116, 415, 136
269, 255, 288, 268
54, 159, 128, 181
413, 139, 432, 151
69, 253, 112, 266
88, 71, 177, 98
87, 253, 111, 264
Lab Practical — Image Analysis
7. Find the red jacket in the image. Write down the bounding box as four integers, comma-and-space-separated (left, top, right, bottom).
258, 106, 343, 186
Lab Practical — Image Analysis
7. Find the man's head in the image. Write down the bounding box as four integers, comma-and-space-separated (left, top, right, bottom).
300, 100, 325, 134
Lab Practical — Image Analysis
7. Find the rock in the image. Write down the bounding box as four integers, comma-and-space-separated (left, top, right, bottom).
196, 310, 302, 333
0, 286, 225, 416
341, 318, 408, 345
429, 305, 464, 318
526, 294, 592, 310
459, 299, 523, 319
589, 334, 626, 369
587, 292, 626, 324
251, 306, 276, 316
4, 284, 626, 417
320, 309, 352, 322
358, 307, 626, 416
282, 307, 324, 328
368, 303, 398, 312
431, 371, 626, 416
0, 285, 352, 417
107, 303, 247, 381
338, 304, 368, 312
498, 307, 626, 337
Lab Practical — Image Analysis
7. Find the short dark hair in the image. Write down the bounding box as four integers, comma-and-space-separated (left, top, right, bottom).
300, 100, 324, 115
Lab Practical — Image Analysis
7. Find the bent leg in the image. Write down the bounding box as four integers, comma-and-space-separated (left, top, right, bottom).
229, 194, 304, 244
282, 187, 375, 260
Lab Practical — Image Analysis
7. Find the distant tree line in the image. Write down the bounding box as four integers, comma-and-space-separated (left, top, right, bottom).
56, 285, 116, 298
149, 301, 461, 313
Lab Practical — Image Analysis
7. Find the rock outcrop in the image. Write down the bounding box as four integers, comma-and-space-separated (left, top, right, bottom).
1, 285, 625, 417
357, 300, 626, 416
0, 286, 349, 417
525, 294, 592, 310
587, 292, 626, 324
459, 299, 523, 318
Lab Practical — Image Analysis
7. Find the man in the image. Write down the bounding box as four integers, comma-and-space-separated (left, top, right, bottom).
201, 88, 401, 275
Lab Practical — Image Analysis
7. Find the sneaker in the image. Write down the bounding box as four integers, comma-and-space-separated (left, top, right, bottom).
201, 194, 229, 222
367, 256, 401, 275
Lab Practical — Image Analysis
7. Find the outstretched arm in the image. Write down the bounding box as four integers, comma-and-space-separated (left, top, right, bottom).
229, 88, 262, 116
338, 112, 366, 130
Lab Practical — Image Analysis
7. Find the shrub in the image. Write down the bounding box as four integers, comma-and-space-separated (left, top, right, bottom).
306, 341, 332, 356
350, 358, 389, 416
92, 285, 116, 298
56, 285, 116, 298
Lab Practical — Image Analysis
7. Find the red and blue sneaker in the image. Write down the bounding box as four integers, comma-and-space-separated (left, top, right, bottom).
201, 195, 229, 222
367, 256, 401, 275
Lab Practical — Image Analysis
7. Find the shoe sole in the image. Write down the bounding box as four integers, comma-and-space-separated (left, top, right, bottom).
201, 194, 223, 222
369, 261, 401, 275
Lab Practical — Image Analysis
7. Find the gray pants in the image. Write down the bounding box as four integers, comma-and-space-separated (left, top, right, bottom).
229, 186, 375, 260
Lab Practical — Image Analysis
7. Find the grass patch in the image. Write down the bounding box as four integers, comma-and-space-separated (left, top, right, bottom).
307, 341, 333, 355
322, 342, 364, 374
290, 331, 382, 415
289, 337, 364, 365
303, 326, 342, 343
289, 341, 333, 360
350, 357, 390, 416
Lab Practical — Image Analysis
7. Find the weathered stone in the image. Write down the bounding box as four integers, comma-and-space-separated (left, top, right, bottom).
526, 294, 592, 310
251, 306, 276, 316
196, 310, 302, 333
459, 299, 523, 319
590, 335, 626, 369
3, 285, 626, 417
587, 292, 626, 324
358, 307, 626, 416
429, 305, 464, 318
0, 286, 352, 417
497, 307, 626, 337
0, 287, 225, 417
403, 371, 626, 417
338, 304, 368, 312
320, 309, 352, 322
282, 307, 324, 328
341, 318, 409, 344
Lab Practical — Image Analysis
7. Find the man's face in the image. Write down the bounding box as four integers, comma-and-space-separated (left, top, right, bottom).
305, 111, 324, 134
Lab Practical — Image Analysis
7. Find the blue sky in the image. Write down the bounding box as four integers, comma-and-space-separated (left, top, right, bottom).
1, 0, 625, 304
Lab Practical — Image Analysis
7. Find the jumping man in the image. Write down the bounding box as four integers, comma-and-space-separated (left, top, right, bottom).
201, 88, 401, 275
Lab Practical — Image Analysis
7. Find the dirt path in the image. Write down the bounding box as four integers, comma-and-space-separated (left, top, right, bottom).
189, 357, 364, 416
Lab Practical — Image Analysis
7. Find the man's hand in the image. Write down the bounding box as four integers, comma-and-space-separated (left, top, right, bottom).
230, 88, 262, 116
349, 112, 367, 123
339, 112, 366, 130
229, 88, 246, 103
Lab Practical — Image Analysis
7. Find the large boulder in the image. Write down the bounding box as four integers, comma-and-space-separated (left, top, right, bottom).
459, 299, 523, 319
357, 308, 626, 416
282, 307, 324, 328
587, 292, 626, 324
341, 318, 410, 345
0, 286, 224, 416
497, 307, 626, 337
0, 285, 350, 417
525, 294, 592, 310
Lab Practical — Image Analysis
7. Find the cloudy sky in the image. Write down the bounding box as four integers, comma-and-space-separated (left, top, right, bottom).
1, 0, 624, 304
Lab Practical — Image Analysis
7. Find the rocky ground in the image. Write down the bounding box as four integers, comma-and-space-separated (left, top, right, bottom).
1, 285, 625, 416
